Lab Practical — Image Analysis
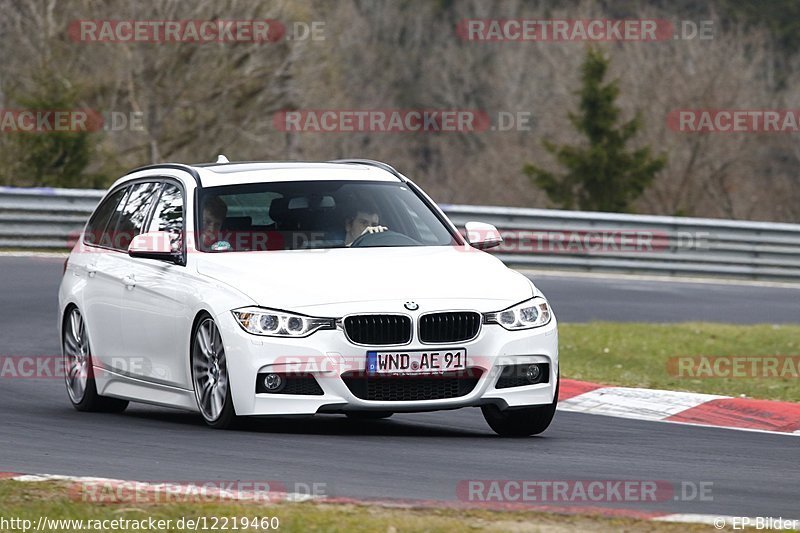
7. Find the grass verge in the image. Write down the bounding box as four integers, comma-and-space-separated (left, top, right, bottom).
0, 480, 711, 533
560, 322, 800, 402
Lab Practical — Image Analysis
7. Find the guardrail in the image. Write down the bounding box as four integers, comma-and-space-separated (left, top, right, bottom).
442, 205, 800, 281
0, 187, 105, 249
2, 186, 799, 282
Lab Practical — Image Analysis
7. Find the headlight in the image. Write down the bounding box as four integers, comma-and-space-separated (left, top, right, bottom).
232, 307, 335, 337
483, 298, 551, 330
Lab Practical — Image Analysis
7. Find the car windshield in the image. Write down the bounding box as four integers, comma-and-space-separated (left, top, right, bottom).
196, 180, 458, 252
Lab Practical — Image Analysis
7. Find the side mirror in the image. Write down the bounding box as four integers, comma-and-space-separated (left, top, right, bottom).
465, 221, 503, 250
128, 231, 183, 264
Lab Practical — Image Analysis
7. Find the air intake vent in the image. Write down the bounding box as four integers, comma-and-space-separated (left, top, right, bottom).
418, 312, 481, 343
342, 369, 483, 401
343, 315, 412, 346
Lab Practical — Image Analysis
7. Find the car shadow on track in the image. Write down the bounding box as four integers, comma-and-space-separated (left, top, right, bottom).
118, 407, 499, 438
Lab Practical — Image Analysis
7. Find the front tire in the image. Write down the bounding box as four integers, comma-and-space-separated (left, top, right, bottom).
192, 316, 238, 429
63, 307, 129, 413
482, 375, 559, 437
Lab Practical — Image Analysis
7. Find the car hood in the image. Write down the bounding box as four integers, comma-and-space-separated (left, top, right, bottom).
195, 245, 538, 312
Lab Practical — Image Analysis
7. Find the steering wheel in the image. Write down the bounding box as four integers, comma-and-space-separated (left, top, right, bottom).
349, 230, 420, 248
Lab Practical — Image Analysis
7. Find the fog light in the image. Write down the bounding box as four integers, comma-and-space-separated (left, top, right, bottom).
525, 364, 542, 383
263, 373, 284, 392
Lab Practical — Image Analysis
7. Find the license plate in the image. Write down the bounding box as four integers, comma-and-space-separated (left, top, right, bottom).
366, 349, 467, 374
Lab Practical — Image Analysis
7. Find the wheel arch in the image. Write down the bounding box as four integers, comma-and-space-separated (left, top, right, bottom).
60, 302, 82, 358
188, 309, 215, 374
61, 302, 78, 335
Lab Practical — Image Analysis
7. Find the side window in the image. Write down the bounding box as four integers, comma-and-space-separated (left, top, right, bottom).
110, 182, 161, 251
84, 188, 126, 246
148, 183, 184, 235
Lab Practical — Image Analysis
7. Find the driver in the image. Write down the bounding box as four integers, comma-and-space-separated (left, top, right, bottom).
201, 195, 229, 250
344, 198, 387, 246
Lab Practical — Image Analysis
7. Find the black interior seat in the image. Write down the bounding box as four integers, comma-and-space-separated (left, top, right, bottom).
221, 216, 252, 231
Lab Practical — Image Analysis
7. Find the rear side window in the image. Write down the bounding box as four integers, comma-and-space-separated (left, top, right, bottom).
84, 188, 126, 246
148, 183, 184, 234
109, 182, 161, 251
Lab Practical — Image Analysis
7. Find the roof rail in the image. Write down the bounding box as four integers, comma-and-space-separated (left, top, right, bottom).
124, 163, 202, 186
328, 159, 406, 181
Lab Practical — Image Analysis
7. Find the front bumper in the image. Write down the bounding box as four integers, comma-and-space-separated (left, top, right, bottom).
216, 310, 558, 416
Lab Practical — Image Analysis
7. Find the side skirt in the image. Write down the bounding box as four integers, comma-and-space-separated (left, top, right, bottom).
94, 366, 199, 412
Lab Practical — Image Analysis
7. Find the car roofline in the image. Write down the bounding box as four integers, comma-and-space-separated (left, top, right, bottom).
124, 163, 202, 186
192, 160, 321, 168
126, 159, 406, 189
326, 159, 407, 181
124, 159, 464, 246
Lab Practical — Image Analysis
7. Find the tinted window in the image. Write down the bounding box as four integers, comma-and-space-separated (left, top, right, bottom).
100, 187, 130, 248
110, 182, 161, 251
148, 183, 184, 234
84, 188, 126, 246
196, 180, 456, 252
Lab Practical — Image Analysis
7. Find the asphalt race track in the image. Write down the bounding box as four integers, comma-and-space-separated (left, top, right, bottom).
1, 255, 798, 517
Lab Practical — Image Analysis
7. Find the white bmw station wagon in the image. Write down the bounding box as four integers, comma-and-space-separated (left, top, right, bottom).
58, 159, 559, 436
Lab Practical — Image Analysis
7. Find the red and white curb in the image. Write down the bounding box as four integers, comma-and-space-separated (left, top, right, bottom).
1, 473, 794, 528
558, 379, 800, 435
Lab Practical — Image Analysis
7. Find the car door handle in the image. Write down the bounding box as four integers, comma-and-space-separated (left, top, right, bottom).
87, 265, 97, 278
123, 275, 136, 289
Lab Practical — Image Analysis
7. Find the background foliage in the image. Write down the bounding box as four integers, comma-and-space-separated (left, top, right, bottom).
1, 0, 799, 222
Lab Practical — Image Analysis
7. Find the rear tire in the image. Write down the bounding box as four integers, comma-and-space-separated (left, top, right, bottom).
192, 315, 238, 429
63, 307, 129, 413
482, 374, 559, 437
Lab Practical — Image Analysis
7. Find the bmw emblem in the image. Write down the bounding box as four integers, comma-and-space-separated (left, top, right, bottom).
404, 301, 419, 311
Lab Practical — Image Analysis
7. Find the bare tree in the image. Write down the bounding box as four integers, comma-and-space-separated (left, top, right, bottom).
1, 0, 798, 222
